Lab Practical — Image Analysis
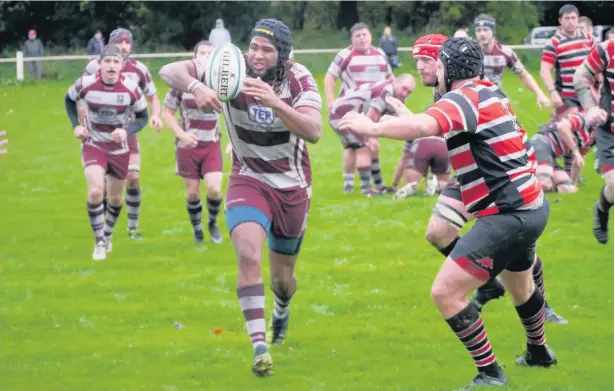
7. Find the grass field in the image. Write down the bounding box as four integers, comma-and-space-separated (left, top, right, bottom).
0, 62, 613, 391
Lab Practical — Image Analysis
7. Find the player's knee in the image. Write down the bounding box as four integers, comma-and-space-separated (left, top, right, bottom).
430, 279, 451, 307
425, 214, 460, 249
127, 173, 139, 188
88, 186, 104, 203
186, 191, 200, 202
207, 186, 222, 200
270, 277, 295, 298
107, 193, 123, 206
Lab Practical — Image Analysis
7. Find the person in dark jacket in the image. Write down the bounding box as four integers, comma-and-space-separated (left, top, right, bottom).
24, 29, 44, 79
379, 26, 401, 68
87, 31, 105, 55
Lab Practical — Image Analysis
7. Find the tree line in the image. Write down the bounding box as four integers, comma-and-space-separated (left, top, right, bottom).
0, 1, 612, 54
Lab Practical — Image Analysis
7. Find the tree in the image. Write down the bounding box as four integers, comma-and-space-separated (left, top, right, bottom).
337, 1, 359, 31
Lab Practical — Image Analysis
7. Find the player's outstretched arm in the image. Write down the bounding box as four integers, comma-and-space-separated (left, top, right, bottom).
159, 60, 201, 93
340, 112, 441, 141
518, 69, 550, 109
574, 63, 600, 111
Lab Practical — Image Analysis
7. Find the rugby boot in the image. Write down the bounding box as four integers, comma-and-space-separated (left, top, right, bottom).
92, 241, 106, 261
515, 344, 557, 368
424, 174, 438, 197
128, 228, 143, 240
593, 201, 610, 244
456, 366, 507, 390
252, 344, 273, 377
268, 310, 290, 345
471, 278, 506, 312
105, 235, 113, 253
194, 230, 205, 244
545, 304, 568, 325
393, 182, 419, 200
364, 189, 385, 197
208, 222, 223, 244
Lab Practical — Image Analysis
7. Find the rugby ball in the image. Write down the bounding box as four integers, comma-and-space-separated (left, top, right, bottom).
206, 42, 246, 102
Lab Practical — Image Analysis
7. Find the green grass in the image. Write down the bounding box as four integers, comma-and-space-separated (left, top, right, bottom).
0, 64, 613, 391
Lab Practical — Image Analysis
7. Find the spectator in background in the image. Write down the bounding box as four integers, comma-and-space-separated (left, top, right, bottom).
607, 28, 614, 40
87, 30, 105, 55
208, 19, 231, 47
380, 26, 401, 68
453, 28, 469, 38
24, 29, 44, 79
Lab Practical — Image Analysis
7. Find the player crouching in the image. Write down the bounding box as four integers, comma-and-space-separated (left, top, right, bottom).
532, 112, 599, 193
65, 45, 149, 260
328, 75, 415, 197
161, 41, 224, 244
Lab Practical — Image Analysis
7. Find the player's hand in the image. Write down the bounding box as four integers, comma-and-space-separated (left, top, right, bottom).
150, 115, 163, 132
385, 96, 412, 116
380, 114, 396, 123
111, 128, 128, 143
242, 77, 280, 108
179, 132, 198, 149
225, 142, 233, 157
536, 93, 551, 109
339, 112, 377, 136
586, 107, 608, 125
74, 125, 88, 140
572, 150, 585, 170
0, 130, 7, 155
194, 83, 222, 113
550, 90, 564, 108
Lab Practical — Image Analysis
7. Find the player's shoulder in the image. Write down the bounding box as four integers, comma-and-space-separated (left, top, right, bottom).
496, 42, 516, 56
336, 46, 353, 57
289, 61, 313, 76
372, 46, 387, 57
132, 59, 151, 74
79, 73, 99, 89
119, 74, 141, 92
84, 58, 101, 74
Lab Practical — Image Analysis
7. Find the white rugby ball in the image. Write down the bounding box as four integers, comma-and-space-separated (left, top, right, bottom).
206, 42, 246, 102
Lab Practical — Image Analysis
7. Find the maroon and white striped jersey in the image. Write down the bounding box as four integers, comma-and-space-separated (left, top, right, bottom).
542, 31, 593, 103
538, 113, 594, 157
425, 80, 542, 217
84, 58, 157, 99
195, 61, 322, 190
327, 45, 393, 97
67, 73, 147, 154
164, 89, 220, 148
582, 38, 614, 133
329, 79, 394, 121
483, 40, 524, 87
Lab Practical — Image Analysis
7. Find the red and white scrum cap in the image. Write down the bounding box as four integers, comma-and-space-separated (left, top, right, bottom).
412, 34, 449, 61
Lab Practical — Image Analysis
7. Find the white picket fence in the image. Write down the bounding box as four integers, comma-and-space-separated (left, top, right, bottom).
0, 45, 544, 81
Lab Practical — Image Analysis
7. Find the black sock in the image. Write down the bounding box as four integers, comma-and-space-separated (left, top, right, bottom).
438, 236, 459, 257
186, 200, 203, 234
371, 159, 383, 188
446, 304, 500, 376
515, 288, 547, 349
206, 197, 222, 226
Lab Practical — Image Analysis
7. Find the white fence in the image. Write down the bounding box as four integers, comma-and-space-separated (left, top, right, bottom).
0, 45, 544, 81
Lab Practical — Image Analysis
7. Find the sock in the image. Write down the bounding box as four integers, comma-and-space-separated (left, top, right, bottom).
87, 201, 105, 243
598, 185, 613, 213
343, 173, 354, 189
237, 284, 267, 349
358, 167, 372, 193
515, 288, 547, 347
126, 187, 141, 230
206, 197, 222, 226
103, 204, 122, 238
371, 158, 384, 188
532, 257, 545, 298
273, 291, 291, 318
186, 200, 203, 234
438, 236, 460, 257
446, 304, 499, 375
